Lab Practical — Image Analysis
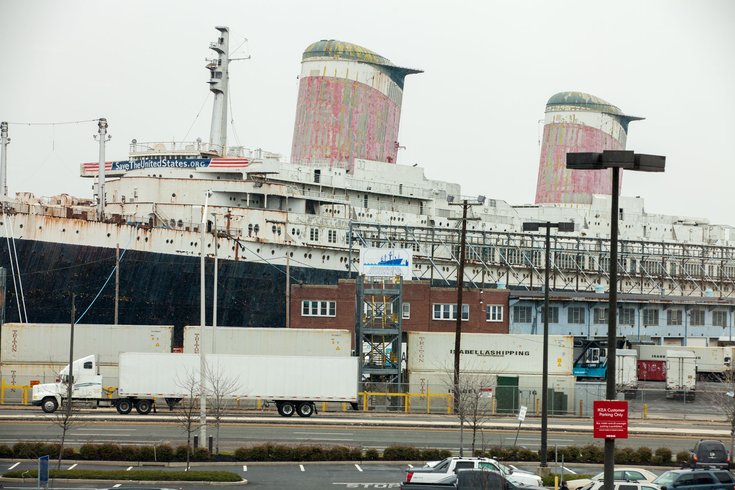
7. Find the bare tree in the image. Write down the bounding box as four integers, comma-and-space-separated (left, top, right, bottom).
702, 367, 735, 459
444, 370, 494, 456
206, 362, 241, 455
175, 369, 205, 470
52, 376, 82, 470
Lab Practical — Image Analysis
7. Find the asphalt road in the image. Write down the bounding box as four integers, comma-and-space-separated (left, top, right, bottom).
0, 416, 718, 454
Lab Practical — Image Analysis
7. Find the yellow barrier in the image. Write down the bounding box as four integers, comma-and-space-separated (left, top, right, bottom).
358, 391, 453, 414
0, 379, 30, 405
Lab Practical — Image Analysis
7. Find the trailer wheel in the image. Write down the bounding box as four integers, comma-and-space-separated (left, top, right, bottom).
277, 402, 295, 417
41, 397, 58, 414
296, 402, 314, 417
135, 399, 152, 415
116, 399, 133, 415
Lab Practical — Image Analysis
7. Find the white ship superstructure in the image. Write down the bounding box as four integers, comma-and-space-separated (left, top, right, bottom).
1, 27, 734, 329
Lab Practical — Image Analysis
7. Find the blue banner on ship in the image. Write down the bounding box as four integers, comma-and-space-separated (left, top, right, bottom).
80, 156, 249, 177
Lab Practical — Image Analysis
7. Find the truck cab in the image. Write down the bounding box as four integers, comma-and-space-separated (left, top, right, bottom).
31, 355, 104, 413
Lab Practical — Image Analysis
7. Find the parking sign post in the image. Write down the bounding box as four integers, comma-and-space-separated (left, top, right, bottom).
38, 455, 49, 490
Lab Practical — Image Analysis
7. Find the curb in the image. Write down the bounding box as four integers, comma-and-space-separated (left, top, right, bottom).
0, 477, 247, 485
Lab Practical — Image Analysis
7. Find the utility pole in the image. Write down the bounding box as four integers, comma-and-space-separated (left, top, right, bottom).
285, 254, 291, 328
448, 197, 483, 422
114, 244, 120, 325
66, 294, 76, 417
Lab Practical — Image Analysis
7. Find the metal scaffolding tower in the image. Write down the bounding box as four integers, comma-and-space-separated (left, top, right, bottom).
355, 275, 403, 388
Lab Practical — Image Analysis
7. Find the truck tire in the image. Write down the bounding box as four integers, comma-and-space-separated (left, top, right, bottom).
296, 402, 314, 417
135, 399, 152, 415
116, 399, 133, 415
41, 397, 58, 414
277, 401, 295, 417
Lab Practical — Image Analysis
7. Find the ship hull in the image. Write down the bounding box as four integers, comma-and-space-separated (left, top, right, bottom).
0, 238, 348, 328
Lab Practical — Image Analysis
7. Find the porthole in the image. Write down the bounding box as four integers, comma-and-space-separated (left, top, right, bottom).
136, 236, 140, 241
271, 250, 275, 255
107, 232, 111, 237
76, 230, 79, 234
19, 224, 23, 229
62, 228, 66, 232
145, 237, 148, 242
39, 226, 42, 230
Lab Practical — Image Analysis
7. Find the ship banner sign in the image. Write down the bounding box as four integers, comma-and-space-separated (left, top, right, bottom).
360, 248, 413, 280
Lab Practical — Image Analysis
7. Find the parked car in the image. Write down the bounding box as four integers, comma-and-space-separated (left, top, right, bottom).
401, 469, 547, 490
408, 457, 542, 487
654, 468, 735, 490
577, 481, 659, 490
566, 468, 658, 490
687, 440, 730, 469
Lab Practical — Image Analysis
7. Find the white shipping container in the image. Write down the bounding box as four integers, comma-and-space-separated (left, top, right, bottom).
183, 327, 351, 356
407, 370, 576, 405
635, 344, 731, 374
118, 352, 358, 401
666, 350, 697, 395
1, 323, 173, 363
616, 349, 638, 392
407, 332, 573, 375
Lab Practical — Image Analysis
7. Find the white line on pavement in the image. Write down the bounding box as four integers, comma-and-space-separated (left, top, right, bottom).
243, 465, 248, 472
8, 462, 20, 470
126, 466, 133, 471
355, 464, 363, 472
113, 484, 121, 488
76, 428, 134, 431
293, 431, 353, 436
300, 464, 305, 472
408, 464, 414, 468
67, 463, 78, 470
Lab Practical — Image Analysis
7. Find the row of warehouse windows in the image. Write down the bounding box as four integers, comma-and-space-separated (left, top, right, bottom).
513, 305, 731, 327
302, 300, 504, 322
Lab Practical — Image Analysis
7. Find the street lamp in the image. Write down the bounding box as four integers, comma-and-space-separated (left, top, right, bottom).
521, 221, 574, 468
566, 150, 665, 490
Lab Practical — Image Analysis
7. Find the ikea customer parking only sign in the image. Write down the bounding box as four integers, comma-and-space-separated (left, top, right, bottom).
593, 400, 628, 439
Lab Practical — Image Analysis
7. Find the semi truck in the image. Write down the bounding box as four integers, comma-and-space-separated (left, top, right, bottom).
31, 352, 359, 417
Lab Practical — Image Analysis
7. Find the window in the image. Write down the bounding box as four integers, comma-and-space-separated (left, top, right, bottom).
433, 303, 469, 321
620, 308, 635, 325
402, 303, 410, 320
643, 309, 659, 326
667, 309, 683, 326
327, 230, 337, 243
514, 305, 532, 323
364, 302, 394, 319
567, 307, 585, 324
486, 305, 503, 322
301, 300, 336, 317
713, 310, 728, 327
594, 307, 608, 325
309, 228, 319, 241
542, 306, 559, 324
690, 308, 705, 326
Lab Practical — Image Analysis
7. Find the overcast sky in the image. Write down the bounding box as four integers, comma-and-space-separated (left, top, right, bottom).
1, 1, 734, 226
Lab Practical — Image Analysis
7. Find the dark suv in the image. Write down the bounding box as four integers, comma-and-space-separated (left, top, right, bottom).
688, 440, 730, 469
654, 469, 735, 490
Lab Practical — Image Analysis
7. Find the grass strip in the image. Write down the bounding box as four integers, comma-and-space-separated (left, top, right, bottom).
2, 469, 242, 482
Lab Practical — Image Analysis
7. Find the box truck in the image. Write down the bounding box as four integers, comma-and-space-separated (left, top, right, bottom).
31, 353, 359, 417
666, 350, 696, 401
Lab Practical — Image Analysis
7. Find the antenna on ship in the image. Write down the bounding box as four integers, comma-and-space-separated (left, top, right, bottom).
207, 27, 231, 158
94, 118, 111, 220
0, 121, 9, 196
206, 27, 250, 158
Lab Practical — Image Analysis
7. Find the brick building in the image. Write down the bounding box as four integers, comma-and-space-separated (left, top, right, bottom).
290, 279, 510, 348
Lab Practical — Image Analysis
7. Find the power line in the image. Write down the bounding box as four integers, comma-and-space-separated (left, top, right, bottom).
7, 118, 101, 126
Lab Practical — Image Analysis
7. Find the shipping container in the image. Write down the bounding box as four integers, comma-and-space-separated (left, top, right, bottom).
1, 323, 173, 364
666, 350, 696, 400
616, 349, 638, 394
635, 344, 731, 376
407, 332, 573, 375
182, 327, 351, 356
637, 359, 666, 381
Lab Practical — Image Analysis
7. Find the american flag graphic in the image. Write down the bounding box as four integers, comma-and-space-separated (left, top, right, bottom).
81, 162, 113, 172
208, 158, 250, 168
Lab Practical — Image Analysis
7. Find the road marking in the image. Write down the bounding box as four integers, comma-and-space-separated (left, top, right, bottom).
407, 464, 414, 468
68, 463, 78, 470
293, 437, 353, 442
355, 464, 363, 472
8, 462, 20, 470
76, 428, 134, 431
243, 465, 248, 472
113, 484, 122, 488
300, 464, 305, 472
126, 466, 133, 471
293, 431, 353, 436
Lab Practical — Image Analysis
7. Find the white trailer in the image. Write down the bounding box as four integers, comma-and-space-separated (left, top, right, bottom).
635, 344, 732, 379
666, 350, 697, 400
32, 353, 359, 417
616, 349, 638, 397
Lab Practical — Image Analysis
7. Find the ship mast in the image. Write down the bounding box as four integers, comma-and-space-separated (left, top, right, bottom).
1, 121, 9, 197
207, 27, 230, 157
